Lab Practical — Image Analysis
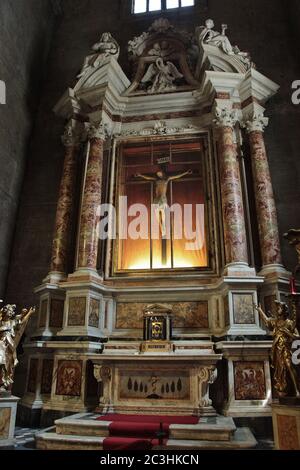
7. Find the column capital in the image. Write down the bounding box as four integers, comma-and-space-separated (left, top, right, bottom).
213, 105, 238, 129
61, 122, 82, 147
243, 112, 269, 133
87, 121, 109, 141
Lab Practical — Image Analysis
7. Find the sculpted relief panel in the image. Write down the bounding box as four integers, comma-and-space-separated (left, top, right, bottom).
232, 294, 256, 325
67, 297, 86, 327
56, 360, 82, 397
234, 362, 266, 401
119, 369, 190, 401
89, 299, 100, 328
116, 301, 209, 329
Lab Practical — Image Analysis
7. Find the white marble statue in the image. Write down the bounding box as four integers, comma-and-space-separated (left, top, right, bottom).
198, 19, 234, 55
197, 19, 253, 68
141, 58, 183, 94
77, 32, 120, 78
147, 41, 176, 59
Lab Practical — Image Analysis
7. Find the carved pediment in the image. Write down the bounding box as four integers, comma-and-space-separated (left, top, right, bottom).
126, 18, 199, 96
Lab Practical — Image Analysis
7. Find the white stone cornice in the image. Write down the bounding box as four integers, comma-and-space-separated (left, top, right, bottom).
239, 68, 280, 104
61, 122, 82, 147
54, 88, 82, 120
213, 105, 238, 129
242, 113, 269, 133
86, 121, 109, 141
195, 70, 244, 103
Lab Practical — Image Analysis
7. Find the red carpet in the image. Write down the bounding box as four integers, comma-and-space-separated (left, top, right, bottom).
98, 414, 199, 451
97, 414, 199, 425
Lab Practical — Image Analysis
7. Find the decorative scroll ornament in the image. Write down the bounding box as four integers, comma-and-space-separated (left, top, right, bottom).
77, 32, 120, 79
121, 121, 200, 137
197, 19, 255, 71
87, 121, 109, 140
149, 18, 175, 34
243, 113, 269, 133
198, 366, 218, 408
61, 123, 82, 147
128, 19, 175, 58
213, 106, 238, 128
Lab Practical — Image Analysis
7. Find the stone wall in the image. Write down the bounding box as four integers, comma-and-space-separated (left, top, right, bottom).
5, 0, 300, 312
0, 0, 55, 298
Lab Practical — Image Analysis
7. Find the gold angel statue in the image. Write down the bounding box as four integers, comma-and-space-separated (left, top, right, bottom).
0, 302, 35, 392
255, 301, 300, 398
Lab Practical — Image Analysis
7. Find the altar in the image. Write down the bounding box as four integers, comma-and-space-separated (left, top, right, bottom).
92, 340, 221, 417
16, 15, 290, 449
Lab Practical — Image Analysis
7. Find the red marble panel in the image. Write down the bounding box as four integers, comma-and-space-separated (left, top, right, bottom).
234, 361, 266, 400
56, 360, 82, 397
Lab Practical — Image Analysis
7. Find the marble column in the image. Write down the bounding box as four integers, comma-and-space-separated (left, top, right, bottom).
245, 114, 282, 267
214, 106, 248, 265
77, 122, 105, 271
50, 123, 81, 276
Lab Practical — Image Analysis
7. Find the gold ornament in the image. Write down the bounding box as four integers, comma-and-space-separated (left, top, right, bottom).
255, 301, 300, 398
0, 302, 35, 392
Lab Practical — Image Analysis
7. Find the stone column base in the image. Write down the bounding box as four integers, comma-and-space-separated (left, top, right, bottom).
215, 341, 273, 417
0, 395, 20, 447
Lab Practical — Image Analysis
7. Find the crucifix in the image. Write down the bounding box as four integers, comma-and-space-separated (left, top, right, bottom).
135, 159, 192, 266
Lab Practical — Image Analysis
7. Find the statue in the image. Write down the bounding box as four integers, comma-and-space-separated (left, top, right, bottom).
196, 19, 253, 69
141, 58, 183, 94
77, 32, 120, 78
135, 167, 192, 238
147, 41, 176, 59
197, 19, 235, 55
255, 301, 300, 398
0, 302, 35, 392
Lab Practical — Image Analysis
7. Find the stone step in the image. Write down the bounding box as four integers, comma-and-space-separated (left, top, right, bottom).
36, 431, 104, 450
54, 413, 236, 442
36, 427, 256, 450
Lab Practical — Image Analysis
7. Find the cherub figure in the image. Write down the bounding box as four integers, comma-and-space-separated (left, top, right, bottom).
141, 58, 183, 94
255, 301, 300, 398
77, 32, 120, 78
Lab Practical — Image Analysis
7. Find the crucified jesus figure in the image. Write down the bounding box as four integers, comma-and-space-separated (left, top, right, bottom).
135, 168, 192, 238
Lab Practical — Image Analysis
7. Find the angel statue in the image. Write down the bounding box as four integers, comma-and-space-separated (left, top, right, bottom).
141, 58, 183, 94
0, 302, 35, 392
255, 301, 300, 398
77, 32, 120, 78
